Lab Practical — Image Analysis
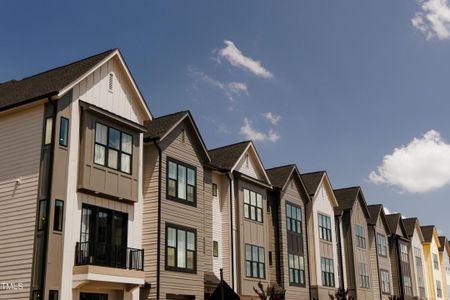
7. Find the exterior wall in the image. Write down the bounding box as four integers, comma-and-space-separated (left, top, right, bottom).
444, 249, 450, 300
410, 231, 427, 299
278, 178, 309, 299
307, 182, 339, 299
389, 237, 401, 297
424, 238, 442, 300
0, 103, 44, 299
439, 250, 449, 300
267, 191, 278, 285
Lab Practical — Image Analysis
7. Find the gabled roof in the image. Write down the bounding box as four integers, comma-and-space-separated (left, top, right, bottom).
421, 225, 441, 247
334, 186, 371, 218
438, 236, 448, 252
300, 171, 325, 196
208, 140, 271, 185
266, 164, 310, 203
367, 204, 383, 225
402, 217, 424, 241
144, 111, 210, 162
0, 49, 152, 120
385, 214, 408, 238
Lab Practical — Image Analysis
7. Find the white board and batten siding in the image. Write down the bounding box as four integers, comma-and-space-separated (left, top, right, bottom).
0, 104, 44, 299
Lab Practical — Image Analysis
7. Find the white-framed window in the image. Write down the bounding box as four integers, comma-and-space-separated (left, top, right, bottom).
318, 214, 332, 242
380, 269, 390, 294
433, 253, 440, 270
376, 233, 387, 256
321, 257, 335, 287
355, 225, 366, 249
286, 203, 301, 234
404, 276, 413, 296
400, 243, 409, 263
288, 254, 305, 285
243, 189, 263, 222
245, 244, 265, 279
359, 263, 370, 288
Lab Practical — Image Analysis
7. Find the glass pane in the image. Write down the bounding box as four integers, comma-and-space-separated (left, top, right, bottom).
187, 168, 195, 186
38, 200, 47, 231
286, 205, 291, 218
257, 208, 262, 222
167, 247, 175, 267
252, 246, 258, 261
250, 206, 255, 220
259, 263, 265, 278
168, 161, 177, 179
167, 227, 176, 247
257, 194, 262, 208
45, 118, 53, 145
177, 230, 186, 268
246, 262, 251, 277
168, 179, 176, 197
297, 221, 301, 233
59, 117, 68, 146
94, 144, 106, 165
259, 248, 264, 263
250, 192, 256, 206
95, 123, 107, 145
108, 127, 120, 149
187, 251, 194, 269
81, 207, 92, 242
289, 254, 294, 268
108, 149, 118, 169
294, 256, 299, 268
121, 133, 132, 154
121, 153, 131, 173
244, 189, 249, 204
187, 232, 195, 250
54, 200, 63, 231
178, 165, 186, 200
187, 185, 194, 202
297, 208, 301, 220
252, 262, 258, 277
244, 204, 249, 218
246, 245, 252, 260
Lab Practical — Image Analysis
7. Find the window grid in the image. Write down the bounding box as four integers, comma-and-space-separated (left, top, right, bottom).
359, 263, 370, 288
166, 225, 196, 273
245, 244, 265, 279
376, 233, 387, 256
288, 254, 305, 286
321, 257, 335, 287
286, 203, 301, 234
355, 225, 366, 249
404, 276, 413, 296
433, 253, 439, 270
400, 243, 409, 263
167, 159, 196, 204
380, 270, 390, 294
437, 280, 442, 298
318, 214, 332, 242
243, 189, 263, 223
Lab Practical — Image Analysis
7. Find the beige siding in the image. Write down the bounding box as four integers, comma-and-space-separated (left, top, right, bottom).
0, 104, 44, 299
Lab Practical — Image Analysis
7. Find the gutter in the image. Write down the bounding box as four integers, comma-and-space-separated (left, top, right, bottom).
335, 215, 345, 289
304, 199, 312, 300
273, 189, 282, 285
0, 91, 58, 112
226, 172, 235, 290
154, 140, 162, 300
373, 226, 382, 300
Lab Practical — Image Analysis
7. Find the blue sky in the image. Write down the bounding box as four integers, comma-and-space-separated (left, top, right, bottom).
2, 1, 450, 234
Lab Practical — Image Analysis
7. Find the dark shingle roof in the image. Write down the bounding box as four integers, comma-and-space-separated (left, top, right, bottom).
208, 141, 251, 170
367, 204, 383, 225
438, 236, 447, 252
144, 111, 188, 139
0, 49, 115, 111
333, 187, 360, 210
403, 218, 419, 238
300, 171, 325, 195
385, 214, 402, 235
266, 165, 296, 189
421, 225, 435, 243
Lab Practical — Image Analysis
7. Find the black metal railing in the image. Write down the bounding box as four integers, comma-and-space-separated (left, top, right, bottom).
75, 241, 144, 271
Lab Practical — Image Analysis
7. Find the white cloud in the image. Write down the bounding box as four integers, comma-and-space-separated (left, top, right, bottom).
240, 118, 280, 143
412, 0, 450, 40
188, 66, 248, 103
217, 40, 273, 79
369, 130, 450, 193
262, 112, 281, 125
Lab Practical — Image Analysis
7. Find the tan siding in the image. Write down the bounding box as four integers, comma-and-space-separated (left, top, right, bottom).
0, 105, 44, 299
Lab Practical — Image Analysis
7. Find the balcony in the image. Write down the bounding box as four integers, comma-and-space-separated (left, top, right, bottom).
75, 241, 144, 271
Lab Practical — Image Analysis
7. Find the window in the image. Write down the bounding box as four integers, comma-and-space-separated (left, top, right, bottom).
243, 189, 263, 223
108, 73, 113, 91
38, 200, 47, 231
166, 225, 196, 272
94, 123, 133, 174
359, 263, 370, 288
318, 214, 332, 242
400, 243, 409, 263
59, 117, 69, 147
355, 225, 366, 249
288, 254, 305, 285
212, 183, 218, 197
414, 247, 426, 297
321, 257, 335, 287
286, 203, 301, 234
380, 270, 390, 294
376, 233, 387, 256
44, 117, 53, 145
213, 241, 218, 258
53, 200, 64, 231
403, 276, 413, 296
49, 290, 58, 300
434, 253, 440, 270
245, 244, 265, 279
167, 159, 196, 204
437, 280, 442, 298
269, 251, 273, 266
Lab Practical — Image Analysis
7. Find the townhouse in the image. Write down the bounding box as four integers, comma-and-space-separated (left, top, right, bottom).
422, 225, 444, 300
334, 187, 373, 300
403, 218, 428, 299
301, 171, 342, 299
438, 236, 450, 300
266, 165, 310, 299
367, 205, 393, 299
0, 49, 152, 300
208, 141, 273, 299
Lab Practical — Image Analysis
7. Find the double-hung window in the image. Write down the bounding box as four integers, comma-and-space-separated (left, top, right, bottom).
434, 253, 440, 270
376, 233, 387, 256
286, 204, 301, 234
167, 159, 196, 204
318, 214, 332, 242
403, 276, 413, 296
94, 123, 133, 174
380, 270, 390, 294
166, 225, 196, 272
400, 243, 409, 263
359, 263, 370, 288
355, 225, 366, 248
437, 280, 442, 298
243, 189, 263, 223
321, 257, 335, 287
288, 254, 305, 285
245, 244, 265, 279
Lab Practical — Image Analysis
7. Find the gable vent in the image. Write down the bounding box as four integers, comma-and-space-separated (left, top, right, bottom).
108, 73, 114, 91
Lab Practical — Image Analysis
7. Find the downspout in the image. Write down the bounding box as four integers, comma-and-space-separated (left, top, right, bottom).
304, 200, 312, 300
226, 172, 235, 290
336, 216, 345, 289
373, 227, 382, 300
41, 96, 57, 298
274, 189, 282, 285
154, 140, 162, 300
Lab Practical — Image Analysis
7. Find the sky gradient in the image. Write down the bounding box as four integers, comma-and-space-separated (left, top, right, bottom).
1, 1, 450, 234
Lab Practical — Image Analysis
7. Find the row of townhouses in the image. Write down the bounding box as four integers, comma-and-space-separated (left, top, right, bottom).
0, 49, 449, 300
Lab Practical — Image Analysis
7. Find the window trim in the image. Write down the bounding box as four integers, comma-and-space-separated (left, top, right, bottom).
165, 223, 197, 274
213, 241, 219, 258
359, 262, 370, 289
243, 188, 263, 223
318, 213, 332, 242
380, 269, 391, 294
355, 224, 367, 249
245, 244, 266, 279
286, 202, 302, 235
53, 200, 64, 232
376, 233, 388, 257
321, 257, 335, 287
212, 183, 218, 197
93, 121, 133, 175
288, 253, 306, 287
166, 158, 197, 207
59, 117, 69, 147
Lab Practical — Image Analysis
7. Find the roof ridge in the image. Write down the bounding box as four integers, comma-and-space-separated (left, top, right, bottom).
300, 170, 326, 176
153, 110, 189, 120
16, 49, 116, 82
266, 164, 296, 171
208, 140, 251, 152
334, 186, 360, 192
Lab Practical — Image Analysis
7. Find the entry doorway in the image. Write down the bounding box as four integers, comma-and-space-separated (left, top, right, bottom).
80, 292, 108, 300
